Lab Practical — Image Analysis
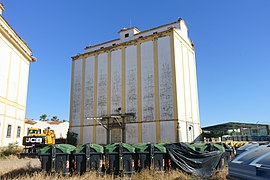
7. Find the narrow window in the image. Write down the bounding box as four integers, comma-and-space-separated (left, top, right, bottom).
7, 125, 12, 138
125, 33, 129, 38
17, 126, 21, 138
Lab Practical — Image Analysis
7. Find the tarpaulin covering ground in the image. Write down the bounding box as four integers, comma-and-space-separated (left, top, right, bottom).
165, 143, 223, 178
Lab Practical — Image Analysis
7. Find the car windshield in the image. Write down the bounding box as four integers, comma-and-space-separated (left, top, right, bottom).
28, 129, 41, 135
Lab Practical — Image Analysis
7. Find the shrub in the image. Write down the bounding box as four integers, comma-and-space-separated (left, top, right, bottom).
66, 129, 78, 146
1, 142, 21, 157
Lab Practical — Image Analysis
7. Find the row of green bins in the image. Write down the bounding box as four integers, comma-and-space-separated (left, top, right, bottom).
39, 144, 76, 174
72, 143, 104, 175
134, 143, 166, 172
105, 143, 135, 176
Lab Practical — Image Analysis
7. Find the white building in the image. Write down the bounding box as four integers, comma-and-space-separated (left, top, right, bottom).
0, 3, 35, 146
24, 120, 69, 139
70, 18, 201, 144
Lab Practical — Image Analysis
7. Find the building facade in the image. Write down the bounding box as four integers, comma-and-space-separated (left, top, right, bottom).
70, 19, 200, 144
0, 3, 35, 146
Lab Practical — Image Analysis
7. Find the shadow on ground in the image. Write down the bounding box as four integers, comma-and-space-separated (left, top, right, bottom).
0, 162, 41, 179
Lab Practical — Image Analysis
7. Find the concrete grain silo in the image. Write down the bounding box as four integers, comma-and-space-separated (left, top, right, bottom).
70, 19, 200, 144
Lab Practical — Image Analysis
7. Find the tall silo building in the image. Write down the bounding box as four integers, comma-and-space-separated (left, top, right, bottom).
0, 3, 35, 146
70, 18, 200, 144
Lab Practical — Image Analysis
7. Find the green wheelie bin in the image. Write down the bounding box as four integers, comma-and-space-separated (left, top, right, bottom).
134, 143, 166, 172
72, 143, 104, 175
105, 143, 135, 177
39, 144, 76, 174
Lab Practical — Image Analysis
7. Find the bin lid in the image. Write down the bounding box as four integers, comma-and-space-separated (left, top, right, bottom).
185, 143, 196, 151
212, 143, 225, 152
217, 142, 232, 151
192, 143, 207, 151
40, 144, 76, 154
155, 144, 166, 153
105, 143, 135, 153
134, 143, 149, 152
134, 143, 166, 153
200, 143, 225, 152
74, 143, 104, 153
191, 143, 225, 152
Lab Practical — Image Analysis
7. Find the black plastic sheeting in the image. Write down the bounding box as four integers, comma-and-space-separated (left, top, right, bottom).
165, 143, 223, 178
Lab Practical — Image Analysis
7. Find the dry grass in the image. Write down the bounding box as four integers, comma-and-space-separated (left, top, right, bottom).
6, 171, 192, 180
1, 168, 228, 180
210, 167, 228, 180
0, 157, 228, 180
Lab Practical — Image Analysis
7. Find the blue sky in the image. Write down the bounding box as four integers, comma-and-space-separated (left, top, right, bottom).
1, 1, 270, 127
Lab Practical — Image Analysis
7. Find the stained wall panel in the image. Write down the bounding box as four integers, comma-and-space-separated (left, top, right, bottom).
97, 53, 108, 116
83, 126, 93, 143
96, 126, 106, 144
160, 121, 174, 142
141, 41, 155, 122
72, 59, 83, 126
142, 123, 156, 143
83, 56, 95, 143
111, 49, 122, 113
84, 56, 95, 120
125, 45, 137, 120
125, 123, 138, 144
157, 36, 174, 120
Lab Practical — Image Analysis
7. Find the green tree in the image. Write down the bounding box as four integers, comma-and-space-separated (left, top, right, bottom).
51, 116, 59, 121
40, 114, 47, 121
66, 129, 78, 146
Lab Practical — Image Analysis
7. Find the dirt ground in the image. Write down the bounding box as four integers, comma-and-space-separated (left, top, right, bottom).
0, 158, 41, 178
